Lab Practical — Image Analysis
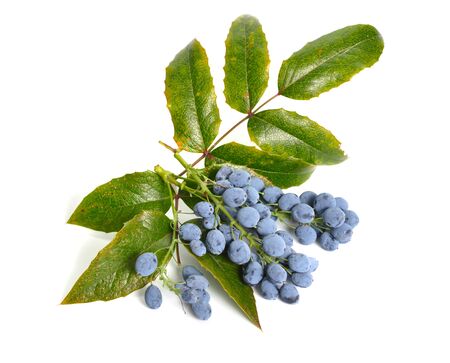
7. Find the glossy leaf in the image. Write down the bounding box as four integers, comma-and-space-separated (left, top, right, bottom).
184, 239, 261, 329
62, 211, 173, 304
224, 15, 269, 113
278, 24, 384, 100
68, 171, 171, 233
206, 142, 315, 188
248, 109, 346, 165
165, 39, 221, 152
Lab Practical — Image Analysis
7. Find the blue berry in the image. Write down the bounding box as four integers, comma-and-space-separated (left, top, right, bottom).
253, 203, 271, 219
218, 224, 240, 243
260, 279, 279, 300
250, 176, 265, 191
256, 217, 277, 236
243, 261, 264, 285
322, 207, 345, 228
295, 225, 317, 245
291, 272, 313, 288
278, 193, 300, 211
190, 240, 207, 256
344, 210, 359, 228
335, 197, 349, 210
244, 186, 259, 205
228, 169, 251, 187
144, 285, 162, 309
215, 165, 233, 180
213, 179, 232, 195
291, 203, 315, 224
299, 191, 317, 206
181, 288, 199, 304
222, 187, 247, 208
250, 251, 262, 264
193, 201, 214, 218
266, 263, 287, 284
202, 215, 219, 230
276, 230, 294, 247
314, 193, 336, 213
135, 252, 158, 276
205, 230, 226, 255
308, 257, 319, 272
179, 223, 202, 241
186, 275, 209, 290
262, 186, 283, 203
262, 234, 286, 257
280, 246, 293, 259
288, 253, 310, 273
191, 302, 212, 320
227, 240, 251, 265
331, 223, 353, 243
279, 283, 299, 304
237, 207, 260, 228
219, 206, 238, 223
196, 289, 210, 304
318, 232, 339, 251
182, 265, 203, 280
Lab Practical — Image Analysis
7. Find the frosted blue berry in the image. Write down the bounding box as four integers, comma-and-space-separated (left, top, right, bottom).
335, 197, 349, 210
179, 223, 202, 241
299, 191, 317, 206
314, 193, 336, 213
219, 206, 238, 223
222, 187, 247, 208
218, 224, 240, 243
295, 225, 317, 245
308, 257, 319, 272
186, 275, 209, 290
276, 230, 294, 247
202, 215, 219, 230
193, 201, 214, 218
191, 302, 212, 320
322, 207, 346, 228
182, 265, 203, 280
266, 263, 287, 284
250, 251, 262, 264
288, 253, 310, 273
291, 203, 315, 224
196, 289, 210, 304
205, 230, 226, 255
279, 283, 299, 304
331, 223, 353, 243
213, 179, 232, 195
278, 193, 300, 211
190, 240, 207, 257
318, 232, 339, 251
253, 203, 271, 219
250, 176, 265, 191
256, 217, 277, 236
291, 272, 313, 288
228, 169, 251, 187
227, 240, 251, 265
244, 186, 259, 205
237, 206, 260, 228
135, 252, 158, 276
280, 246, 293, 259
144, 285, 162, 309
181, 288, 198, 304
260, 278, 279, 300
262, 234, 286, 257
215, 165, 233, 180
262, 186, 283, 203
243, 261, 264, 285
344, 210, 359, 228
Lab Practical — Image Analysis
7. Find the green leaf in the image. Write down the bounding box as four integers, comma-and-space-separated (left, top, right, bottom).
62, 211, 173, 304
248, 109, 346, 165
206, 142, 315, 188
165, 39, 221, 152
178, 178, 203, 211
68, 171, 171, 233
184, 241, 261, 329
278, 24, 384, 100
224, 15, 269, 113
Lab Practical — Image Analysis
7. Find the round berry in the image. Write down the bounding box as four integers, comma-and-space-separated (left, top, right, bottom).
190, 240, 207, 257
191, 302, 212, 320
135, 252, 158, 276
262, 186, 283, 203
299, 191, 317, 206
318, 232, 339, 251
218, 224, 240, 243
280, 246, 293, 259
144, 285, 162, 309
213, 179, 232, 195
253, 203, 271, 219
322, 207, 346, 228
202, 215, 219, 230
344, 210, 359, 228
215, 165, 233, 180
237, 207, 260, 228
266, 263, 287, 284
260, 279, 279, 300
335, 197, 349, 210
244, 186, 259, 205
276, 230, 294, 247
279, 283, 299, 304
227, 240, 251, 265
205, 230, 226, 255
193, 201, 214, 218
182, 265, 203, 280
242, 261, 264, 285
256, 217, 277, 236
288, 253, 310, 273
308, 257, 319, 272
250, 176, 265, 192
278, 193, 300, 211
262, 234, 286, 257
331, 223, 353, 243
314, 193, 336, 213
179, 223, 202, 241
291, 203, 315, 224
291, 272, 313, 288
228, 169, 251, 187
295, 225, 317, 245
219, 206, 238, 223
186, 275, 209, 290
222, 187, 247, 208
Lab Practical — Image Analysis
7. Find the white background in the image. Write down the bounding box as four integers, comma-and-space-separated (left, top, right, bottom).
1, 0, 449, 362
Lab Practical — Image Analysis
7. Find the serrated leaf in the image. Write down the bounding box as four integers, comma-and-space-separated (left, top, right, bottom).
68, 171, 171, 233
248, 109, 346, 165
278, 24, 384, 100
184, 241, 261, 329
206, 142, 315, 188
62, 211, 173, 304
165, 39, 221, 152
224, 15, 269, 113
